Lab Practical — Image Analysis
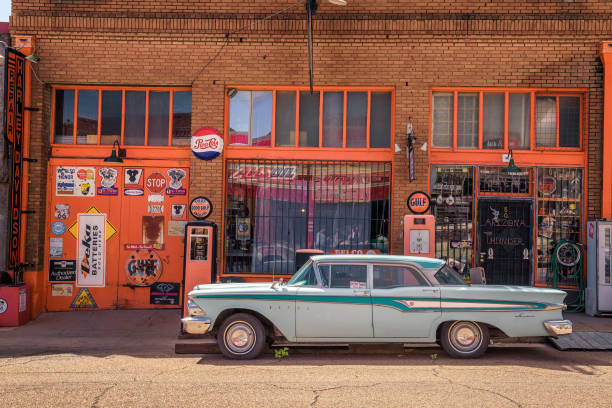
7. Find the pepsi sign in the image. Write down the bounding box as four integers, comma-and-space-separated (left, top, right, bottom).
191, 127, 223, 160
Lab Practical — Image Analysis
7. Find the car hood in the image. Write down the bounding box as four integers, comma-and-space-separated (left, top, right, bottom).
189, 282, 290, 297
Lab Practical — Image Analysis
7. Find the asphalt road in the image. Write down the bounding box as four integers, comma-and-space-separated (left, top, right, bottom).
1, 344, 611, 407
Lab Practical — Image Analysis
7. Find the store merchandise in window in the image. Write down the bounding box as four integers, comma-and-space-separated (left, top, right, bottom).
535, 167, 583, 286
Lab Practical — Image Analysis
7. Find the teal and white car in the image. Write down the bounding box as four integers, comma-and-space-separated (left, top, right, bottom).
182, 255, 572, 359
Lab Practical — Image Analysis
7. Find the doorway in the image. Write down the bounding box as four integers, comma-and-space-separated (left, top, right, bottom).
477, 199, 532, 285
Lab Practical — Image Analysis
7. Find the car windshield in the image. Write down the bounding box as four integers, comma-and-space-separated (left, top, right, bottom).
433, 264, 468, 286
287, 260, 317, 286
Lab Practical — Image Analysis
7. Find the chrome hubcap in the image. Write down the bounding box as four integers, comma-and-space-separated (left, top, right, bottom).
450, 322, 482, 352
224, 321, 255, 354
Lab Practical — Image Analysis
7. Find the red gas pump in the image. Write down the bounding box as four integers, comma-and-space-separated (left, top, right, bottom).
181, 221, 217, 319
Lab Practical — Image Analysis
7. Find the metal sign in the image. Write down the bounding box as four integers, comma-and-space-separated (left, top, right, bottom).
5, 48, 26, 268
191, 127, 223, 160
190, 196, 213, 219
407, 191, 431, 214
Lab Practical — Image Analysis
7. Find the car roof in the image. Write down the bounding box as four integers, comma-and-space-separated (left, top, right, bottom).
309, 254, 445, 269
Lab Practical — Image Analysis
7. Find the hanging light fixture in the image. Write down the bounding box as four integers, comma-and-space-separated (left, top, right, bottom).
104, 140, 124, 163
502, 149, 521, 173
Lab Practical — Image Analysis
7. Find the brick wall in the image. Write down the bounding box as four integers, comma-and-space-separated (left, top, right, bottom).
9, 1, 610, 268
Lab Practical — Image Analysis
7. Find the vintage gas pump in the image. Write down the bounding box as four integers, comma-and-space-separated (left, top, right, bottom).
182, 221, 217, 318
404, 191, 436, 258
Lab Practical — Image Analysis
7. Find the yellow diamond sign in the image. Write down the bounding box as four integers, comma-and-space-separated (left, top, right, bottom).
68, 206, 117, 241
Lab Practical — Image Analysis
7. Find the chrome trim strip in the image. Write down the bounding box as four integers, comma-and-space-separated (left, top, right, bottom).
182, 316, 212, 334
543, 320, 573, 338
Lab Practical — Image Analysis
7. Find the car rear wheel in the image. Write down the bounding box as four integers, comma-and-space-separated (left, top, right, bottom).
217, 313, 266, 359
440, 321, 489, 358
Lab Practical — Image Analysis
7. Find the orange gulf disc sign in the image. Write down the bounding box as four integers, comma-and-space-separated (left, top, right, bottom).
407, 191, 431, 214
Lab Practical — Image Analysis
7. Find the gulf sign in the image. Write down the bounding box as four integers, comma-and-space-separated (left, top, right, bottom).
191, 127, 223, 160
407, 191, 431, 214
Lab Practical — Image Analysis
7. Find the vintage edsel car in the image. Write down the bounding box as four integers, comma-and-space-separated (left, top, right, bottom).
182, 255, 572, 359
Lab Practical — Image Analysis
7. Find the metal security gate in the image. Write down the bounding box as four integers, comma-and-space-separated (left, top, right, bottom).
225, 160, 391, 276
477, 199, 532, 285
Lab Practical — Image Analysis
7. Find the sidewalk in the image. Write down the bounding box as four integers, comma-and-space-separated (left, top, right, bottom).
0, 310, 610, 357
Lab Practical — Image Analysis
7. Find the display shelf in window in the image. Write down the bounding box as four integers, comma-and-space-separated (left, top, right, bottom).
535, 167, 583, 287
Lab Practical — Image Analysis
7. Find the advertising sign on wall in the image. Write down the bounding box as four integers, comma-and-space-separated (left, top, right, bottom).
5, 47, 26, 268
191, 127, 223, 160
76, 213, 106, 287
56, 167, 96, 197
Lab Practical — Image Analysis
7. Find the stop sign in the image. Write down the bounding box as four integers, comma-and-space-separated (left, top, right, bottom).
146, 172, 167, 193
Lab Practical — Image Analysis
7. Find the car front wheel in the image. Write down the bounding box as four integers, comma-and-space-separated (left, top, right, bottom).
217, 313, 266, 359
440, 321, 489, 358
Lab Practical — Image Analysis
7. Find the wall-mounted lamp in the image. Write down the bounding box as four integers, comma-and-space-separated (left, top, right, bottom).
227, 88, 238, 98
502, 149, 521, 173
104, 140, 126, 163
25, 54, 40, 63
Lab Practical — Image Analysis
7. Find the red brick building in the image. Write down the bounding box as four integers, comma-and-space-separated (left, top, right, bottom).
6, 1, 612, 316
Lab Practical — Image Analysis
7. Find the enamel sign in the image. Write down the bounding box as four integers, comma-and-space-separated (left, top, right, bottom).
76, 213, 106, 287
191, 127, 223, 160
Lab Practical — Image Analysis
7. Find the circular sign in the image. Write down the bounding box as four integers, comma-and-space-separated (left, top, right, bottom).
190, 196, 213, 219
126, 249, 162, 286
407, 191, 431, 214
51, 221, 66, 236
146, 172, 167, 194
0, 299, 7, 314
191, 127, 224, 160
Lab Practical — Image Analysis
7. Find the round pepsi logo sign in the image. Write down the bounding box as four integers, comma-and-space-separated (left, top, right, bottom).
191, 127, 223, 160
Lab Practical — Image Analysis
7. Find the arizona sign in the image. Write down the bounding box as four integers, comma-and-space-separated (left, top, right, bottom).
191, 127, 224, 160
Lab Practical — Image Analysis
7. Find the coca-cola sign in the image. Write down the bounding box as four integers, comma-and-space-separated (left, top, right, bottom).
191, 127, 223, 160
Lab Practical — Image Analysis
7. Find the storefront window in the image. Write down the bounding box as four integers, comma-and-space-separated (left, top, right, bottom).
76, 90, 99, 145
54, 89, 75, 144
432, 92, 453, 148
225, 160, 391, 275
536, 96, 556, 147
479, 167, 531, 195
53, 86, 191, 147
346, 92, 367, 147
430, 166, 474, 273
535, 167, 583, 286
483, 93, 504, 149
252, 91, 273, 146
101, 90, 122, 145
148, 91, 170, 146
275, 91, 297, 146
323, 92, 343, 147
370, 92, 391, 148
509, 93, 530, 149
299, 91, 320, 147
457, 92, 478, 149
559, 96, 580, 148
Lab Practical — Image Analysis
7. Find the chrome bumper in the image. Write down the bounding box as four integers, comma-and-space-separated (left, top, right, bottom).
543, 320, 573, 338
181, 316, 212, 334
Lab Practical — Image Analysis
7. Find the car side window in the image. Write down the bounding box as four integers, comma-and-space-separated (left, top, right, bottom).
373, 265, 427, 289
329, 264, 368, 289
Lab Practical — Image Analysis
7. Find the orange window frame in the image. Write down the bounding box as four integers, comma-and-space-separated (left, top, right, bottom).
50, 85, 192, 148
429, 87, 586, 153
224, 85, 395, 162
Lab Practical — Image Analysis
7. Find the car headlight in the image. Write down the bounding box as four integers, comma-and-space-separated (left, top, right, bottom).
188, 299, 206, 317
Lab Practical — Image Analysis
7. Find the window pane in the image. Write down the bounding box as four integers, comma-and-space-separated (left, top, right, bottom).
483, 93, 504, 149
101, 91, 122, 145
172, 91, 192, 146
148, 91, 169, 146
323, 92, 343, 147
329, 264, 368, 288
536, 96, 556, 147
76, 90, 99, 145
432, 92, 452, 148
373, 265, 427, 288
559, 96, 580, 147
346, 92, 367, 147
229, 91, 250, 145
275, 91, 296, 146
54, 89, 75, 144
509, 93, 530, 149
299, 91, 320, 147
251, 91, 272, 147
370, 92, 391, 148
124, 91, 146, 145
457, 92, 478, 149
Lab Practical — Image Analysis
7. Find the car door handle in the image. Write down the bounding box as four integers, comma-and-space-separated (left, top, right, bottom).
353, 290, 370, 295
422, 288, 440, 294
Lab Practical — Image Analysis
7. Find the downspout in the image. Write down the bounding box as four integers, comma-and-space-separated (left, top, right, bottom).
600, 41, 612, 219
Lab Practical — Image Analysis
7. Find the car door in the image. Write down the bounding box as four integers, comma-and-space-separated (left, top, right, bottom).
371, 263, 441, 338
295, 262, 373, 339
